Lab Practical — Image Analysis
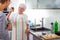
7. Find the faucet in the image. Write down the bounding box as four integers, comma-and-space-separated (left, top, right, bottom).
40, 18, 44, 28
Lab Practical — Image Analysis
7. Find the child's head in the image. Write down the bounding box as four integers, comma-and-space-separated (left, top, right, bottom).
9, 7, 14, 13
18, 4, 26, 14
0, 0, 10, 10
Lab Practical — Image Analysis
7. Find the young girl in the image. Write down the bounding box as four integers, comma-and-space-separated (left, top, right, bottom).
6, 7, 14, 40
11, 4, 30, 40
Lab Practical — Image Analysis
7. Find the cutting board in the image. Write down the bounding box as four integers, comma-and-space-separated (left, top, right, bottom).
41, 34, 60, 40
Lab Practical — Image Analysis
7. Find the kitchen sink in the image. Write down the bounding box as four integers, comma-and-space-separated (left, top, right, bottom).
31, 27, 51, 31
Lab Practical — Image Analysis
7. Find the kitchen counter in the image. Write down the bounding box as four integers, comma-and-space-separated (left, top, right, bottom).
29, 30, 60, 40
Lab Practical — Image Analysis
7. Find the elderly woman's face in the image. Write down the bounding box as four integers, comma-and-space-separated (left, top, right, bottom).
18, 7, 25, 13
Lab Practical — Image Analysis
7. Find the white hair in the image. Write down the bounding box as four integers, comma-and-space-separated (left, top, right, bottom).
19, 4, 26, 10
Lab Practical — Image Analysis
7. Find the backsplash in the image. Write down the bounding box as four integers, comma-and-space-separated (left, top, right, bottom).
25, 9, 60, 31
45, 10, 60, 31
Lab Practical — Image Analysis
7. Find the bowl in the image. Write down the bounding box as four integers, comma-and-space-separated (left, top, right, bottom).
55, 31, 60, 36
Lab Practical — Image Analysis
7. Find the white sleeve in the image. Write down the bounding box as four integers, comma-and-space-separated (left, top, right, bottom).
9, 12, 16, 23
24, 15, 29, 24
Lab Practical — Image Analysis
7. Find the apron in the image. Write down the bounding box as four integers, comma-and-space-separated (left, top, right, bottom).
12, 15, 27, 40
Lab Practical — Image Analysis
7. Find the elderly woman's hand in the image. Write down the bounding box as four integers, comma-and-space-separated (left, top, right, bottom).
25, 28, 30, 40
25, 28, 30, 34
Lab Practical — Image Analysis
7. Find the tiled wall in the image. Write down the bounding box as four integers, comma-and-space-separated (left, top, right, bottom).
25, 9, 60, 31
45, 10, 60, 31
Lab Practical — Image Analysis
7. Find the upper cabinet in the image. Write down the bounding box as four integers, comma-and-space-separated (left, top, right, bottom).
25, 0, 60, 9
25, 0, 37, 9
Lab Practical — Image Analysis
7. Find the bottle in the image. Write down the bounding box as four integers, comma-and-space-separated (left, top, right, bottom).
53, 20, 58, 33
51, 22, 54, 33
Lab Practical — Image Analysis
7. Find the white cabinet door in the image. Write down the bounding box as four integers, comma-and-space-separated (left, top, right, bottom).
29, 34, 33, 40
25, 0, 37, 9
26, 0, 60, 9
38, 0, 57, 8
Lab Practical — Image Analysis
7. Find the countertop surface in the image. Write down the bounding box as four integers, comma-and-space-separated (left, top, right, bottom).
30, 30, 51, 36
30, 30, 60, 40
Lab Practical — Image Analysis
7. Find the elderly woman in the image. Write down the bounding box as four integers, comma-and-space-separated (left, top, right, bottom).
11, 4, 30, 40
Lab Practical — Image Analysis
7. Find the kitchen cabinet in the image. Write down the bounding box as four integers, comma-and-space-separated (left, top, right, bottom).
25, 0, 60, 9
33, 35, 42, 40
38, 0, 56, 9
29, 30, 42, 40
25, 0, 37, 9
